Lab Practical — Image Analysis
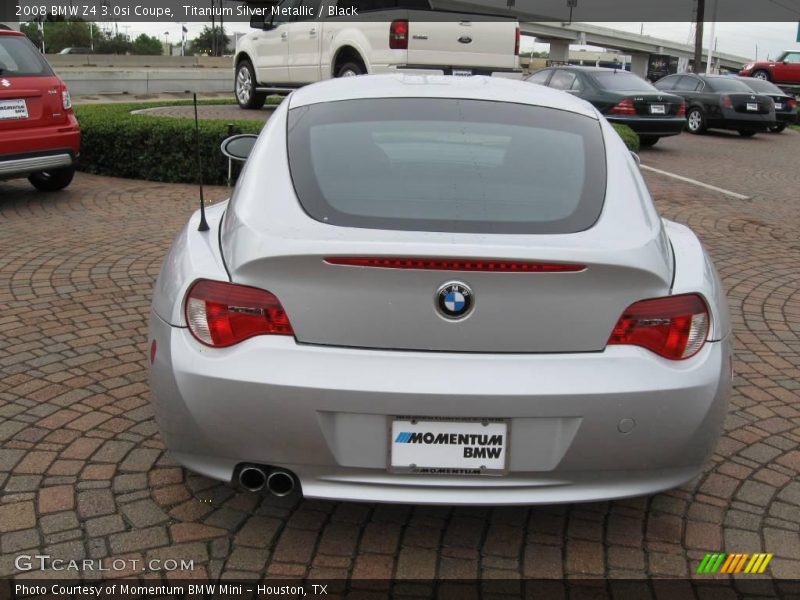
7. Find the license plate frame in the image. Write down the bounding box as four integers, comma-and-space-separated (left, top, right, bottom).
389, 417, 509, 475
746, 102, 759, 112
774, 103, 783, 110
649, 104, 666, 115
0, 99, 29, 120
451, 69, 473, 77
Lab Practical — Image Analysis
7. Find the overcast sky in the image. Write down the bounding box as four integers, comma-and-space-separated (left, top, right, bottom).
118, 21, 799, 62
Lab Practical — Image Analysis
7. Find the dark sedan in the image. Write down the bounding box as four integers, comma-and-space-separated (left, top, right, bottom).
734, 76, 797, 133
654, 74, 776, 137
526, 67, 686, 146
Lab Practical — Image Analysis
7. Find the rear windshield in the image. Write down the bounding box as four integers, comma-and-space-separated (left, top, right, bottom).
592, 71, 655, 92
287, 98, 607, 234
0, 36, 53, 77
738, 78, 783, 95
706, 78, 754, 93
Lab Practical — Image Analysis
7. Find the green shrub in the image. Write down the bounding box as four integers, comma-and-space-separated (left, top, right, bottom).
74, 100, 269, 185
611, 123, 640, 153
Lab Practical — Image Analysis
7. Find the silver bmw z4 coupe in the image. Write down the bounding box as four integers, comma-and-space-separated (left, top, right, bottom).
149, 75, 732, 505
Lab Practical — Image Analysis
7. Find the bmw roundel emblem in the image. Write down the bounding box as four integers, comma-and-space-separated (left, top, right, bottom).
435, 281, 474, 320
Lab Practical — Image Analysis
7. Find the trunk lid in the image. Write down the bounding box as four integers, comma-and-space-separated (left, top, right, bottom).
405, 15, 518, 71
628, 92, 684, 117
727, 93, 773, 115
0, 75, 64, 134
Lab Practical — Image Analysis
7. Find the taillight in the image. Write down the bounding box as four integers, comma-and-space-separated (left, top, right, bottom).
390, 20, 409, 50
722, 95, 733, 109
185, 280, 293, 348
608, 98, 637, 115
62, 89, 72, 111
514, 25, 520, 56
677, 102, 686, 117
788, 98, 797, 109
607, 294, 709, 360
324, 257, 585, 273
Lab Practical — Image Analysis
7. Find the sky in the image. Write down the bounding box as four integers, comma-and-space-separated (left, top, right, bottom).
94, 21, 800, 62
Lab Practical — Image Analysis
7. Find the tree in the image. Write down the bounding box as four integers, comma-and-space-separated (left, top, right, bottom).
131, 33, 163, 55
21, 17, 91, 53
94, 31, 132, 55
187, 26, 229, 56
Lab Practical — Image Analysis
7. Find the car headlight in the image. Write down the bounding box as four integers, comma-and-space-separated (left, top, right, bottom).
743, 63, 754, 71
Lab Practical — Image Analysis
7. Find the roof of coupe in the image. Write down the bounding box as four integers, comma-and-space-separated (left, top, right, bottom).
288, 74, 599, 119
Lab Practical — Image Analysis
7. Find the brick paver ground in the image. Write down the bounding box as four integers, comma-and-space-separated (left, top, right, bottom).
0, 127, 798, 582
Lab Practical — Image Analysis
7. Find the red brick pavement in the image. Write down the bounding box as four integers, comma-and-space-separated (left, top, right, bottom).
0, 129, 799, 581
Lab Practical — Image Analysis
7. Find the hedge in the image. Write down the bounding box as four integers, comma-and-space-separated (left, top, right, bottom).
74, 100, 274, 185
611, 123, 640, 153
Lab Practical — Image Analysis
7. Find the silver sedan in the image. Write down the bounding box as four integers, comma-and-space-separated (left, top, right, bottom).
149, 74, 732, 505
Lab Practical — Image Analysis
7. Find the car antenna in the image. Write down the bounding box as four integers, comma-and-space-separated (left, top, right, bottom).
193, 93, 210, 232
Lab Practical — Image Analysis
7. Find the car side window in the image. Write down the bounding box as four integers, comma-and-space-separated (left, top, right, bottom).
549, 70, 577, 90
654, 75, 677, 90
784, 52, 800, 63
293, 0, 321, 20
271, 0, 294, 25
526, 70, 551, 85
673, 76, 701, 91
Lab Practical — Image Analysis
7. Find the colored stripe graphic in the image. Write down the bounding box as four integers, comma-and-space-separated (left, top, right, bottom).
699, 553, 774, 575
720, 554, 736, 573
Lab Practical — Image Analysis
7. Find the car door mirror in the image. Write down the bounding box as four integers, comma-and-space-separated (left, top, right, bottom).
249, 14, 266, 29
221, 134, 259, 162
630, 152, 641, 167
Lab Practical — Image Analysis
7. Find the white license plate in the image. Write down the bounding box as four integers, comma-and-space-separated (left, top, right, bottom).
0, 99, 28, 120
390, 419, 508, 475
774, 103, 783, 110
452, 69, 472, 77
746, 103, 759, 112
649, 104, 666, 115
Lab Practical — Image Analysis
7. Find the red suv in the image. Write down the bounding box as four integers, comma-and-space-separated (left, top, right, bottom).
0, 30, 80, 191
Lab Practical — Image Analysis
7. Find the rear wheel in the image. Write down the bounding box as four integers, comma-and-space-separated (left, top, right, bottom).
751, 70, 770, 81
769, 123, 787, 133
738, 130, 757, 138
686, 108, 706, 134
639, 136, 660, 147
28, 166, 75, 191
235, 60, 267, 110
336, 61, 365, 78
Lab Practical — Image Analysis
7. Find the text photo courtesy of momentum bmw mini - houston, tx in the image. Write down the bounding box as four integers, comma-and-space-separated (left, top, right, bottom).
1, 0, 800, 597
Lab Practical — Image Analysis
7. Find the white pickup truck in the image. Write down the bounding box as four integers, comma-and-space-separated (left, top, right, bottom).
234, 0, 521, 108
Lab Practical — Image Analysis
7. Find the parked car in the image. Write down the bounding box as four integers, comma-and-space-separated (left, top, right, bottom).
0, 30, 80, 191
739, 51, 800, 85
654, 73, 775, 137
234, 0, 521, 109
734, 76, 797, 133
526, 66, 686, 146
150, 75, 731, 505
58, 47, 93, 55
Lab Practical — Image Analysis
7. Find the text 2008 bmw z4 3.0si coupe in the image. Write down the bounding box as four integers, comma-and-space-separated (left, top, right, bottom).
149, 74, 732, 505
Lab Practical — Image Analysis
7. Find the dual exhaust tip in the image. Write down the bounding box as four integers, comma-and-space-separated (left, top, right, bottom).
238, 466, 295, 496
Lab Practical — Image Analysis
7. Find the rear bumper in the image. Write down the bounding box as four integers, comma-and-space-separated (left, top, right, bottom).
0, 113, 80, 178
775, 111, 798, 125
711, 110, 775, 131
382, 64, 523, 79
605, 115, 686, 137
149, 313, 732, 505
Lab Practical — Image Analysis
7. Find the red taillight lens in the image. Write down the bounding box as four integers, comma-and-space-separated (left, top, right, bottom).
185, 280, 293, 348
788, 98, 797, 109
608, 294, 709, 360
390, 20, 409, 50
608, 98, 637, 115
514, 26, 520, 56
324, 257, 585, 273
677, 102, 686, 117
722, 95, 733, 109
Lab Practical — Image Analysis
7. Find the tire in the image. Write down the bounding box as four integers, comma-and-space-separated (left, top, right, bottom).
336, 61, 365, 78
28, 166, 75, 192
738, 130, 757, 137
639, 136, 660, 147
686, 107, 707, 134
751, 70, 770, 81
235, 60, 267, 110
769, 123, 787, 133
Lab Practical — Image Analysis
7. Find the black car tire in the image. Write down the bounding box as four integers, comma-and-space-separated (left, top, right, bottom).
235, 60, 267, 110
751, 70, 771, 82
738, 130, 757, 138
639, 136, 660, 147
336, 62, 365, 78
686, 108, 707, 134
769, 123, 787, 133
28, 166, 75, 192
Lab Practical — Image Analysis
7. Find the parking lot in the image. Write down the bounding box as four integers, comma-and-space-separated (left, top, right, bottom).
0, 127, 799, 582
